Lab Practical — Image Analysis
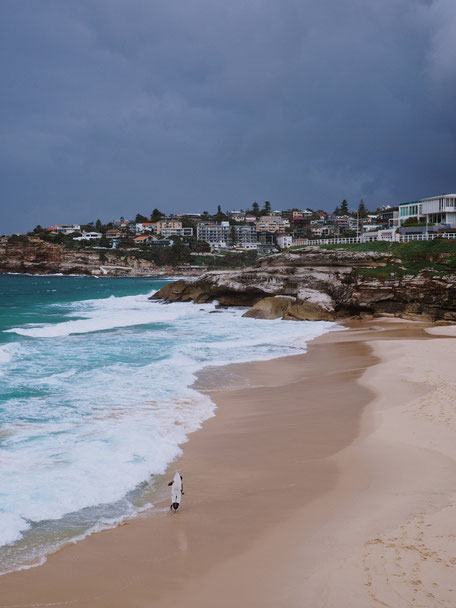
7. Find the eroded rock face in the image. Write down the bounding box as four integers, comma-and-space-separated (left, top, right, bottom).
151, 247, 456, 321
0, 240, 160, 276
242, 295, 336, 321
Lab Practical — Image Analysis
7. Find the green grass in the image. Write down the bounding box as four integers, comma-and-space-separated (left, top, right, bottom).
290, 239, 456, 278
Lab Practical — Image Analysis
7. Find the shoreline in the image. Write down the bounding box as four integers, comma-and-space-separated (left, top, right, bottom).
1, 319, 456, 606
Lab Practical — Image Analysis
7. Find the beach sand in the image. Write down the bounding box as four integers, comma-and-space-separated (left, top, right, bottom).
1, 319, 456, 607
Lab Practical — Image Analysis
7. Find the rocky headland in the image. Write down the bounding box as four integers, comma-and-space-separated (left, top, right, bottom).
0, 240, 200, 276
151, 247, 456, 321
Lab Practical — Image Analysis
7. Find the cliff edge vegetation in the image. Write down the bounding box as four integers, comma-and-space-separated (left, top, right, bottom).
151, 242, 456, 322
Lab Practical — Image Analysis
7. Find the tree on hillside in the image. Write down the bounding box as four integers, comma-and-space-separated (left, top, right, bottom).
340, 199, 349, 215
262, 201, 272, 215
136, 213, 149, 223
214, 205, 228, 222
95, 219, 102, 231
151, 208, 164, 221
252, 202, 260, 216
334, 205, 341, 215
358, 199, 368, 218
33, 225, 43, 233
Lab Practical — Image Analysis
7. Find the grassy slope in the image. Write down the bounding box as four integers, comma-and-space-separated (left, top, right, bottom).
290, 240, 456, 278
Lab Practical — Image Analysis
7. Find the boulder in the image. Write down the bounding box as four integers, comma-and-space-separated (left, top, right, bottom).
243, 295, 335, 321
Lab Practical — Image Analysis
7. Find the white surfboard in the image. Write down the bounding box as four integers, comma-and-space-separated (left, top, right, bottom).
171, 472, 182, 507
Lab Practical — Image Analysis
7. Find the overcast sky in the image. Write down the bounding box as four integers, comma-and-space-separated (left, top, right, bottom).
1, 0, 455, 234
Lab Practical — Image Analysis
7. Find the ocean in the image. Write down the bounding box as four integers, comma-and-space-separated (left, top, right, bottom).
0, 274, 337, 574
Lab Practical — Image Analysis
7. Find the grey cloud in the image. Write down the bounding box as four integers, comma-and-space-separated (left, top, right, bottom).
1, 0, 455, 233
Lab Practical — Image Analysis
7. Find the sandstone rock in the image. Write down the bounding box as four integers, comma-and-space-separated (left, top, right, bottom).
0, 240, 161, 276
243, 297, 293, 320
151, 247, 456, 322
243, 295, 335, 321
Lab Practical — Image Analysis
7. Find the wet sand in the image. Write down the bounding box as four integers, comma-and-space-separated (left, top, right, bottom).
1, 319, 455, 607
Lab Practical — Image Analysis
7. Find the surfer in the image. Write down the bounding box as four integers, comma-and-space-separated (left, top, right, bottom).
168, 472, 184, 512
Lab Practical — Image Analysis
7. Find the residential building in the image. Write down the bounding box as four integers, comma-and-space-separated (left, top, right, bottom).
135, 222, 156, 234
161, 227, 194, 238
197, 221, 231, 248
374, 207, 398, 228
257, 231, 275, 246
47, 224, 81, 235
276, 233, 293, 249
293, 209, 313, 219
417, 194, 456, 226
105, 229, 122, 240
154, 219, 183, 235
321, 225, 336, 237
178, 213, 202, 220
73, 232, 102, 241
120, 221, 135, 233
255, 215, 290, 233
283, 209, 313, 219
232, 243, 259, 250
232, 224, 258, 245
309, 225, 324, 237
334, 215, 359, 233
228, 210, 246, 222
134, 235, 157, 245
396, 194, 456, 228
150, 239, 173, 247
397, 201, 423, 224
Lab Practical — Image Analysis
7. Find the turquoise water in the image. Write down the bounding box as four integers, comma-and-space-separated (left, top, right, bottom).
0, 274, 336, 573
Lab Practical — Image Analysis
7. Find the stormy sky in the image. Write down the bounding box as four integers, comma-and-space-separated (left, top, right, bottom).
1, 0, 455, 234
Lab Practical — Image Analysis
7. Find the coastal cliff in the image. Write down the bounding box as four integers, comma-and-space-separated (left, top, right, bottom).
0, 240, 161, 276
151, 247, 456, 321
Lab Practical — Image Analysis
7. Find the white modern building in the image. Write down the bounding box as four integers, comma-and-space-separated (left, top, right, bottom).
276, 233, 293, 249
398, 201, 423, 222
420, 194, 456, 226
228, 210, 246, 222
48, 224, 81, 235
398, 194, 456, 227
73, 231, 102, 241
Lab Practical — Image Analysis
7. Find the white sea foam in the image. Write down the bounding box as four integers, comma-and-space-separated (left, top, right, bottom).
0, 344, 14, 364
0, 284, 338, 572
4, 292, 189, 337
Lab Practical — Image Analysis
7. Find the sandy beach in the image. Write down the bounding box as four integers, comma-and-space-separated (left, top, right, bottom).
1, 319, 456, 607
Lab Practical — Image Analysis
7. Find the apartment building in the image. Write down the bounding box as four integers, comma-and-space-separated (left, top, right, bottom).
232, 224, 258, 244
154, 218, 183, 235
255, 215, 290, 233
197, 221, 231, 248
161, 227, 194, 238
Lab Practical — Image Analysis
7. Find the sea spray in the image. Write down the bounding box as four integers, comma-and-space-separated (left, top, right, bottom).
0, 274, 338, 573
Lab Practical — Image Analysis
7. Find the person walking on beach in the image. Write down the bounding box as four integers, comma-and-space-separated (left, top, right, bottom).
168, 472, 184, 512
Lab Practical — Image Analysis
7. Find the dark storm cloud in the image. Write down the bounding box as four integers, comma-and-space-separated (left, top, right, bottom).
1, 0, 455, 233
